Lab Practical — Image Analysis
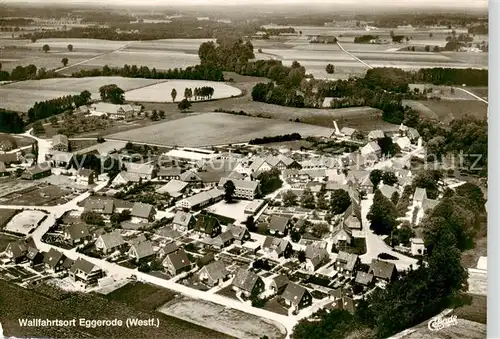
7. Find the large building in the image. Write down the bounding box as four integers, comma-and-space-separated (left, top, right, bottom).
218, 178, 259, 200
163, 147, 220, 164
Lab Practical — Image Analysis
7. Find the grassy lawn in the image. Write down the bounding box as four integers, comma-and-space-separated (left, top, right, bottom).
0, 233, 20, 252
453, 294, 487, 324
105, 282, 178, 311
345, 237, 367, 255
0, 209, 20, 229
0, 280, 228, 339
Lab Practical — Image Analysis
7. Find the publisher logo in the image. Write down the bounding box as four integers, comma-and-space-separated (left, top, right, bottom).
428, 315, 458, 331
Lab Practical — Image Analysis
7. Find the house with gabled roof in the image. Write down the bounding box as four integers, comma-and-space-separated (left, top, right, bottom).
176, 188, 224, 210
197, 260, 230, 287
331, 224, 353, 247
304, 243, 329, 272
329, 295, 356, 314
156, 179, 189, 198
270, 274, 289, 294
84, 198, 115, 215
26, 246, 44, 267
21, 162, 52, 180
157, 167, 182, 180
111, 171, 142, 187
227, 224, 251, 245
127, 240, 155, 263
231, 268, 265, 297
194, 215, 222, 238
157, 241, 179, 259
262, 236, 292, 260
379, 184, 398, 201
334, 251, 359, 277
64, 223, 91, 246
162, 248, 191, 276
131, 202, 156, 222
179, 170, 202, 183
340, 127, 357, 139
367, 130, 385, 141
341, 200, 362, 230
5, 240, 28, 264
69, 258, 103, 288
124, 163, 156, 180
52, 134, 69, 152
282, 283, 312, 312
43, 248, 66, 273
361, 141, 382, 158
355, 271, 374, 287
172, 211, 196, 232
50, 151, 74, 168
95, 230, 125, 254
268, 215, 290, 236
369, 259, 398, 282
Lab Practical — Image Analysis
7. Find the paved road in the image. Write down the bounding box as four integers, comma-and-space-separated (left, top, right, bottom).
19, 128, 52, 164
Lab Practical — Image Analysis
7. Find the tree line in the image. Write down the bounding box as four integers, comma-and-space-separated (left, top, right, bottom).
0, 64, 61, 82
70, 63, 224, 82
27, 90, 92, 123
248, 133, 302, 145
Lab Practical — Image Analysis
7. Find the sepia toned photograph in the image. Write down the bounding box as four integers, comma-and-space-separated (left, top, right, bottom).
0, 0, 490, 338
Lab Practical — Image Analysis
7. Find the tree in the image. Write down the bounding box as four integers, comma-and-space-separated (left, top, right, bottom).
382, 171, 398, 186
316, 193, 328, 210
171, 88, 177, 102
424, 45, 430, 52
390, 191, 400, 206
99, 84, 125, 104
158, 110, 166, 119
61, 58, 69, 67
67, 44, 73, 52
223, 180, 236, 202
283, 190, 298, 207
311, 223, 330, 238
151, 110, 159, 121
178, 99, 192, 112
42, 44, 50, 53
330, 189, 351, 215
81, 211, 105, 226
244, 215, 256, 232
370, 169, 383, 189
298, 250, 306, 263
429, 32, 433, 37
389, 30, 395, 37
184, 87, 193, 100
325, 64, 335, 74
300, 188, 316, 209
31, 37, 37, 43
32, 121, 45, 136
433, 45, 440, 52
367, 189, 397, 235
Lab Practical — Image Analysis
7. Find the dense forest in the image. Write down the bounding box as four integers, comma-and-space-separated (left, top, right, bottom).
0, 109, 25, 133
27, 90, 92, 123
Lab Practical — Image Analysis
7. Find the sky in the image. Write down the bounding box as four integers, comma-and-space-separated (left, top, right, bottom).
2, 0, 489, 7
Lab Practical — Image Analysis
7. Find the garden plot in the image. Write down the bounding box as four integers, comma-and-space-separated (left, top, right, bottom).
125, 80, 242, 103
158, 297, 286, 339
107, 112, 333, 146
5, 210, 47, 235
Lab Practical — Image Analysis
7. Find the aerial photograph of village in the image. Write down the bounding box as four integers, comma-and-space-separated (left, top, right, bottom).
0, 0, 489, 338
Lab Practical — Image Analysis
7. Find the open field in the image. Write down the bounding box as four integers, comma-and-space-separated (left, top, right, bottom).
0, 209, 20, 229
0, 233, 20, 252
400, 319, 486, 339
158, 296, 286, 339
5, 210, 46, 235
0, 280, 229, 339
0, 77, 164, 112
107, 112, 334, 146
105, 282, 178, 311
414, 100, 488, 123
125, 80, 242, 103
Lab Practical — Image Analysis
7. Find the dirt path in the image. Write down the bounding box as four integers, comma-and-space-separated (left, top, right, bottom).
55, 42, 136, 73
336, 41, 373, 69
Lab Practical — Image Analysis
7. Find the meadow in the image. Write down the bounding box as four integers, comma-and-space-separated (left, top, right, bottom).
107, 112, 334, 146
0, 77, 164, 111
125, 80, 242, 103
